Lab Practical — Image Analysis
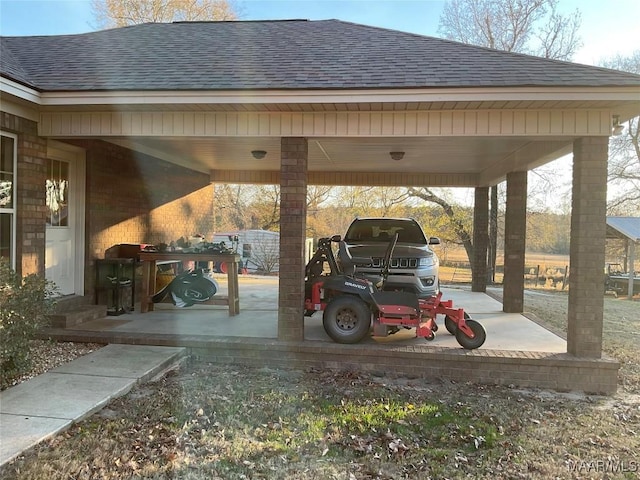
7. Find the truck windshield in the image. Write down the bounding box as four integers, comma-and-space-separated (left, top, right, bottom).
344, 219, 427, 244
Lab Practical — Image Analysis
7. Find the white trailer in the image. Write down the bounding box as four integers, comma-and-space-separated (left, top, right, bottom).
212, 230, 280, 274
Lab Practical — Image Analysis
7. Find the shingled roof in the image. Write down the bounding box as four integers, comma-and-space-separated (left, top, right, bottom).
2, 19, 640, 92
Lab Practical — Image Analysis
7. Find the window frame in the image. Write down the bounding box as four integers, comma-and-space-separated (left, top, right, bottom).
0, 131, 17, 269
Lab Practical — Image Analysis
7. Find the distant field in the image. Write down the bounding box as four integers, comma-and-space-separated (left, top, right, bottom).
435, 246, 570, 286
435, 245, 569, 266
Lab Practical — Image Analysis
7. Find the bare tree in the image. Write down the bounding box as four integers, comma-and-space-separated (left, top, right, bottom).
92, 0, 238, 29
214, 184, 251, 231
306, 186, 335, 239
436, 0, 583, 276
407, 187, 474, 262
600, 51, 640, 215
438, 0, 581, 60
251, 185, 280, 231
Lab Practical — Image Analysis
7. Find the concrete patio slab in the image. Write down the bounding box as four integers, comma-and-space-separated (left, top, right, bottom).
68, 279, 567, 353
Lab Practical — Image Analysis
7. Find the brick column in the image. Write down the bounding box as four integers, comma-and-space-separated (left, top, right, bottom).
568, 137, 608, 358
502, 171, 527, 313
278, 137, 308, 341
472, 187, 489, 292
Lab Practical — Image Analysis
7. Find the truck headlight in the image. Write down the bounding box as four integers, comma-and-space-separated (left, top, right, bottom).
418, 257, 435, 267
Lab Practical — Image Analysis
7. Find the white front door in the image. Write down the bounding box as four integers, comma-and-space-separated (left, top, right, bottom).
45, 141, 85, 296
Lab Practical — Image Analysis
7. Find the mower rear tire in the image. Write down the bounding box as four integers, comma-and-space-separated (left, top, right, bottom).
455, 319, 486, 350
323, 295, 371, 344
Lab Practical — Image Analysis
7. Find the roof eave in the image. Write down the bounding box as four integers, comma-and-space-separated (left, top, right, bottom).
0, 76, 41, 104
35, 85, 640, 106
2, 78, 639, 120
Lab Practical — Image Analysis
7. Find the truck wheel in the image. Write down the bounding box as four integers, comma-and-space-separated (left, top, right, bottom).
323, 295, 371, 344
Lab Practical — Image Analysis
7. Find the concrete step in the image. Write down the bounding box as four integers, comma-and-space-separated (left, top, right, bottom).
48, 304, 107, 328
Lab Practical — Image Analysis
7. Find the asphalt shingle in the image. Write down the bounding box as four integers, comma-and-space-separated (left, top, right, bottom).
1, 19, 639, 92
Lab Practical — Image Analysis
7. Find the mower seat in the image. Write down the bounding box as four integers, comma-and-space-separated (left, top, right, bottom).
337, 241, 372, 277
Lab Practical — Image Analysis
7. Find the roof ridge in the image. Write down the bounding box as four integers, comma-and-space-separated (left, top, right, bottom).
171, 19, 310, 24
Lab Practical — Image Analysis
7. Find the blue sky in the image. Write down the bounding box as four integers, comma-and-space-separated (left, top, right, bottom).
1, 0, 638, 66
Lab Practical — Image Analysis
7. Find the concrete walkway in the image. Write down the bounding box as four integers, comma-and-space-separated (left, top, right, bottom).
0, 344, 186, 467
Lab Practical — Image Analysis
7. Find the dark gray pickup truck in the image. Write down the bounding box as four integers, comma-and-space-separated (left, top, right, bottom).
343, 217, 440, 298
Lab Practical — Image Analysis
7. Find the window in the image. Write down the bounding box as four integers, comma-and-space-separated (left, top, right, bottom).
46, 158, 69, 226
0, 132, 17, 268
242, 243, 252, 258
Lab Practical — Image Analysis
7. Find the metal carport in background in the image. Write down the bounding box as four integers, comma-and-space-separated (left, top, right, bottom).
606, 216, 640, 299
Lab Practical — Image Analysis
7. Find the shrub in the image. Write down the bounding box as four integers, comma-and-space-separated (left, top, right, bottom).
0, 259, 58, 383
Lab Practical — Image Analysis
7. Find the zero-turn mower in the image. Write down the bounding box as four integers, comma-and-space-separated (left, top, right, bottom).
304, 234, 486, 349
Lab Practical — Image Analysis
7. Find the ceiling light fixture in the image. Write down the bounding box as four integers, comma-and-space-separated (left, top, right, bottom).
612, 115, 624, 136
390, 151, 405, 161
251, 150, 267, 159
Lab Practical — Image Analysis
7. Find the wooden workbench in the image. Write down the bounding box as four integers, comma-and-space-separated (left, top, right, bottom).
139, 251, 241, 316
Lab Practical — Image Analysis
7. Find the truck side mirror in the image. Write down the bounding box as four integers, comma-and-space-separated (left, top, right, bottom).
429, 237, 440, 245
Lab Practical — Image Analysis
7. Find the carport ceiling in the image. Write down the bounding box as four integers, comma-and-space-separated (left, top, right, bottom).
109, 135, 573, 177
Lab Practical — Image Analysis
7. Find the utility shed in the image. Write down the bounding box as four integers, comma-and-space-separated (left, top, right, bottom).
606, 216, 640, 299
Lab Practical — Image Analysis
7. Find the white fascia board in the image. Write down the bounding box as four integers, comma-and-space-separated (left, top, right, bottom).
38, 86, 640, 106
0, 77, 41, 104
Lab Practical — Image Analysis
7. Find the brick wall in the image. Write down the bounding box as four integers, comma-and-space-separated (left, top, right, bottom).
69, 140, 214, 295
188, 340, 619, 395
1, 112, 47, 277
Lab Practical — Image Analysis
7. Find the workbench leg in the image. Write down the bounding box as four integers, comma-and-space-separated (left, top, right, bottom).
141, 260, 157, 313
227, 261, 240, 315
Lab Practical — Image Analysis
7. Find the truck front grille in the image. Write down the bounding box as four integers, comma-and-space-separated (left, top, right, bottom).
370, 257, 419, 269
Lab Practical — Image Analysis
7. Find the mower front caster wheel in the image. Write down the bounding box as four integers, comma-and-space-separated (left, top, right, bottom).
323, 296, 371, 344
455, 319, 486, 350
424, 331, 436, 341
444, 312, 471, 335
